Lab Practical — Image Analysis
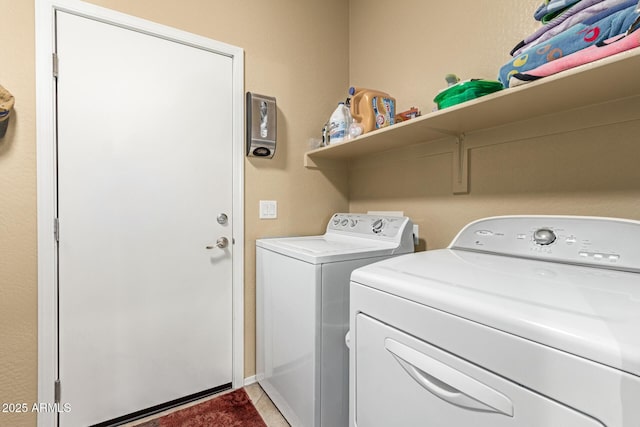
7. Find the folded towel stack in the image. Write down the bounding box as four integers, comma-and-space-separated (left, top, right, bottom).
498, 0, 640, 88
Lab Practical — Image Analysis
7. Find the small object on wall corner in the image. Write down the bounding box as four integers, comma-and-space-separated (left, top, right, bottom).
0, 84, 15, 138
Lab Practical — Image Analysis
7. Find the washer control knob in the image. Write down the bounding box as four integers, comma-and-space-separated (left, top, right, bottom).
533, 228, 557, 246
350, 219, 357, 227
341, 218, 349, 226
332, 217, 340, 225
372, 218, 384, 234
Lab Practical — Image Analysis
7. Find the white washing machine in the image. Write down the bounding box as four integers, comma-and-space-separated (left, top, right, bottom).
349, 215, 640, 427
256, 213, 414, 427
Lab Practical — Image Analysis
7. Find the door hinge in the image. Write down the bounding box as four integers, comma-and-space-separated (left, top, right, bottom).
54, 218, 59, 242
54, 379, 61, 404
52, 53, 59, 78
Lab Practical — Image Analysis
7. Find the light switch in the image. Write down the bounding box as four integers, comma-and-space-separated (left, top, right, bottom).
259, 200, 277, 219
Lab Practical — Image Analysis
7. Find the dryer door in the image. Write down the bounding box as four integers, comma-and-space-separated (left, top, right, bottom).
355, 314, 605, 427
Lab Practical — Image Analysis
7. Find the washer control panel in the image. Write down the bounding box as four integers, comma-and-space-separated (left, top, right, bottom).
451, 215, 640, 272
327, 213, 412, 240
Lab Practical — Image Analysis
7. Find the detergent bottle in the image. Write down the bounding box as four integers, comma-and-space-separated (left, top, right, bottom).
328, 102, 349, 144
349, 87, 396, 133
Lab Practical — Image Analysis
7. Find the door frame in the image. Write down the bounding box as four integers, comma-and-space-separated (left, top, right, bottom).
35, 1, 245, 425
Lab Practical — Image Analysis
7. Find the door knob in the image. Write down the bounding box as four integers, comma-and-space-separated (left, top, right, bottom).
206, 237, 229, 249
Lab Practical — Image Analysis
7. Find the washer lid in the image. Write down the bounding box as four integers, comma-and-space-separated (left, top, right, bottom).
351, 249, 640, 377
256, 235, 402, 264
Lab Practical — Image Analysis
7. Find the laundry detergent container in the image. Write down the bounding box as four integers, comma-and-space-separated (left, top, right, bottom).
349, 87, 396, 133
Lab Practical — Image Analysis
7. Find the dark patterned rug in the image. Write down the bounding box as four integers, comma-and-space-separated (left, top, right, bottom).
136, 388, 267, 427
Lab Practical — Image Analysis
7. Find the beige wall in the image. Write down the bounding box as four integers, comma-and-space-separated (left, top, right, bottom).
348, 0, 640, 249
0, 1, 38, 426
1, 1, 348, 425
350, 0, 540, 114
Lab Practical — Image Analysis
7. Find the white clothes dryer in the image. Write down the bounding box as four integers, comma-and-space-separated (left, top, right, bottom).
256, 213, 414, 427
350, 215, 640, 427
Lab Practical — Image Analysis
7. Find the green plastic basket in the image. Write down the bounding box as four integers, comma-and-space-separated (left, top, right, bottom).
434, 79, 503, 110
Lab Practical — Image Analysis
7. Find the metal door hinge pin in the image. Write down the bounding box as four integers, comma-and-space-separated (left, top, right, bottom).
54, 379, 61, 403
52, 53, 59, 78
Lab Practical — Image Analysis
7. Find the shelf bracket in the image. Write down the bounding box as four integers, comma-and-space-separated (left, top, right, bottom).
452, 133, 469, 194
304, 153, 318, 168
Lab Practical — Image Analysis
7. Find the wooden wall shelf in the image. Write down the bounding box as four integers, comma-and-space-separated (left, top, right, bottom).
305, 48, 640, 193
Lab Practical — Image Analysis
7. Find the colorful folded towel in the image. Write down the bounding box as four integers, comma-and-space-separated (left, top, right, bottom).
535, 0, 584, 22
499, 3, 640, 87
508, 29, 640, 87
512, 0, 631, 56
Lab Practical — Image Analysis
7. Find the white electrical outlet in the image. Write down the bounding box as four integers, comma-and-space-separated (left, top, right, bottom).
259, 200, 277, 219
413, 224, 419, 246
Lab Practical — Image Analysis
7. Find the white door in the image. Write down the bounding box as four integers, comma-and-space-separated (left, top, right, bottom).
55, 11, 234, 426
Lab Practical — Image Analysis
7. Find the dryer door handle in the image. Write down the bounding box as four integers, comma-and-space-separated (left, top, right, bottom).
385, 338, 514, 416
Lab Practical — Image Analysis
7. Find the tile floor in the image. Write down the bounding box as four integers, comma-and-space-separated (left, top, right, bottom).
123, 383, 289, 427
245, 383, 290, 427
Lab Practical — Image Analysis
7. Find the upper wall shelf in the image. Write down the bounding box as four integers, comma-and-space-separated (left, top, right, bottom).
304, 48, 640, 168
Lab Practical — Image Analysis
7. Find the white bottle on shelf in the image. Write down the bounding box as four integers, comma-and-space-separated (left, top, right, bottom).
328, 102, 348, 144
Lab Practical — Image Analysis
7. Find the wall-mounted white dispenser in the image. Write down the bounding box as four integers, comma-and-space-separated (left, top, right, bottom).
246, 92, 276, 158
